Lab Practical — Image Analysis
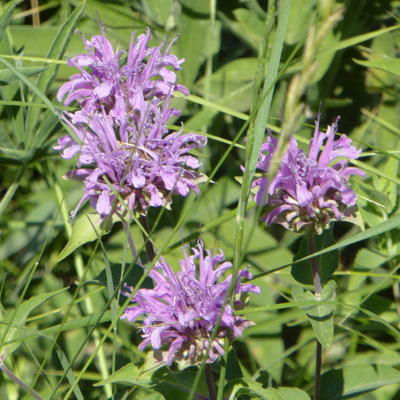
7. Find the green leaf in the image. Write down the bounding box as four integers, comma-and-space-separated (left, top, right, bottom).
224, 348, 243, 381
1, 288, 68, 357
292, 280, 337, 349
177, 1, 221, 87
184, 84, 252, 131
0, 66, 50, 85
285, 0, 315, 45
55, 347, 84, 400
310, 29, 339, 85
320, 364, 400, 400
291, 228, 339, 285
151, 369, 208, 398
288, 24, 400, 75
353, 57, 400, 78
27, 0, 86, 143
359, 183, 393, 211
70, 0, 136, 29
0, 55, 58, 117
352, 157, 400, 186
364, 32, 396, 90
0, 165, 26, 217
32, 108, 60, 149
95, 362, 152, 388
94, 264, 153, 298
140, 351, 168, 377
57, 212, 118, 262
224, 378, 310, 400
120, 388, 165, 400
0, 187, 62, 262
237, 0, 292, 250
289, 212, 400, 269
196, 58, 258, 112
277, 387, 311, 400
320, 24, 400, 56
0, 146, 34, 163
0, 0, 24, 41
96, 362, 208, 400
40, 311, 112, 338
0, 317, 84, 400
232, 8, 265, 48
224, 378, 282, 400
141, 0, 173, 28
354, 248, 388, 270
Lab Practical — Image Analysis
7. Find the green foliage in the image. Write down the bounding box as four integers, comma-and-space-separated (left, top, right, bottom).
96, 361, 209, 399
320, 364, 400, 400
0, 288, 68, 358
292, 280, 337, 349
291, 228, 339, 285
1, 1, 400, 399
57, 212, 118, 262
224, 378, 311, 399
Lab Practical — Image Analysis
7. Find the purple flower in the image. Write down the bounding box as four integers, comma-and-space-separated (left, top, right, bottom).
121, 240, 260, 368
55, 102, 206, 219
55, 25, 206, 219
253, 114, 366, 233
57, 25, 188, 125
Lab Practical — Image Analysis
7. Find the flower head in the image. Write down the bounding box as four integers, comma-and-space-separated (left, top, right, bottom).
57, 26, 188, 125
253, 114, 366, 233
121, 241, 260, 369
55, 25, 206, 219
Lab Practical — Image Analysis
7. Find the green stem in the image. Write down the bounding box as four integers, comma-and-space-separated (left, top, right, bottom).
121, 219, 143, 267
0, 165, 26, 217
205, 364, 217, 400
314, 341, 322, 400
139, 215, 155, 263
0, 362, 44, 400
308, 230, 322, 299
307, 229, 322, 400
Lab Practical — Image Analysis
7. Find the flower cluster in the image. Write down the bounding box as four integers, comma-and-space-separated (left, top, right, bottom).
55, 25, 206, 219
121, 241, 260, 368
253, 114, 365, 233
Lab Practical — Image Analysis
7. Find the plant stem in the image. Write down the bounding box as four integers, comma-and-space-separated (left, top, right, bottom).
205, 364, 217, 400
307, 229, 322, 400
122, 219, 143, 268
315, 341, 322, 400
139, 215, 156, 263
308, 230, 322, 299
0, 363, 44, 400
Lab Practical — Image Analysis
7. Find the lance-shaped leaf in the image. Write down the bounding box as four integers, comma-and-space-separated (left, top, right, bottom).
0, 288, 68, 358
321, 364, 400, 400
292, 280, 337, 349
57, 212, 118, 262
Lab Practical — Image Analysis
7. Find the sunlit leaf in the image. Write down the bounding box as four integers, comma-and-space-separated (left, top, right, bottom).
0, 288, 68, 358
292, 280, 337, 349
57, 212, 119, 262
320, 364, 400, 400
224, 378, 311, 400
353, 57, 400, 78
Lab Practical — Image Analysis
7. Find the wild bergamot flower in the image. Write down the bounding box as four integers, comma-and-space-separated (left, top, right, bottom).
57, 26, 189, 124
253, 114, 365, 233
55, 25, 206, 219
121, 240, 260, 369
